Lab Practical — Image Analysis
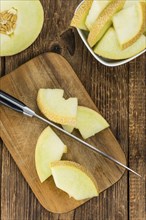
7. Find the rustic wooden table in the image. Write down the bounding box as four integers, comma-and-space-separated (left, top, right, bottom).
0, 1, 145, 219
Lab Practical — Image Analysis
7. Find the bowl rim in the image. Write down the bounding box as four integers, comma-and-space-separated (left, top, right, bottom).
75, 1, 146, 67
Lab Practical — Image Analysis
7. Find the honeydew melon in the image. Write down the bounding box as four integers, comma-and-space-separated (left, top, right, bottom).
0, 0, 44, 56
94, 27, 146, 60
70, 0, 93, 30
113, 2, 146, 49
35, 126, 67, 183
50, 161, 99, 200
87, 0, 125, 47
37, 89, 78, 126
63, 106, 109, 139
85, 0, 112, 30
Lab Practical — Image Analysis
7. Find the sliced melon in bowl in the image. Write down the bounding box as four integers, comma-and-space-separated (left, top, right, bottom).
50, 161, 99, 200
0, 0, 44, 56
94, 27, 146, 60
35, 126, 67, 183
37, 89, 78, 126
113, 2, 146, 49
85, 0, 112, 30
87, 0, 125, 47
63, 106, 109, 139
70, 0, 93, 30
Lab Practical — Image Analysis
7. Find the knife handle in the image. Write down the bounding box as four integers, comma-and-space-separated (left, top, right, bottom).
0, 90, 26, 113
0, 90, 35, 117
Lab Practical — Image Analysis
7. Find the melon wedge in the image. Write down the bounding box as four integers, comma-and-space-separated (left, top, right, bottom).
37, 89, 78, 126
35, 126, 67, 183
50, 161, 99, 200
0, 0, 44, 56
113, 2, 146, 49
70, 0, 93, 30
94, 27, 146, 60
85, 0, 112, 30
88, 0, 125, 47
63, 106, 109, 139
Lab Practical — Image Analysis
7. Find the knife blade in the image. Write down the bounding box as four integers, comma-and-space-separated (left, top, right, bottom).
0, 90, 141, 177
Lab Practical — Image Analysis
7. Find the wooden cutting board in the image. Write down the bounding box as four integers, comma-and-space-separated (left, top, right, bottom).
0, 53, 126, 213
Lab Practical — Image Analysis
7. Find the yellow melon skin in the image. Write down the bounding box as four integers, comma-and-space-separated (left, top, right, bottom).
0, 0, 44, 56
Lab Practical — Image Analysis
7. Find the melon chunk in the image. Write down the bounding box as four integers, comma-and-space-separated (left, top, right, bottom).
88, 0, 125, 47
37, 89, 78, 126
94, 27, 146, 60
35, 126, 67, 183
0, 0, 44, 56
70, 0, 93, 30
85, 0, 111, 30
113, 2, 146, 49
63, 106, 109, 139
50, 161, 99, 200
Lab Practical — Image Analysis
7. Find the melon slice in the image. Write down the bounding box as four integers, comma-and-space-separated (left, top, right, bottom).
0, 0, 44, 56
35, 126, 67, 183
70, 0, 93, 30
85, 0, 112, 30
50, 161, 99, 200
113, 2, 146, 49
63, 106, 109, 139
94, 27, 146, 60
87, 0, 125, 47
37, 89, 78, 126
124, 0, 139, 9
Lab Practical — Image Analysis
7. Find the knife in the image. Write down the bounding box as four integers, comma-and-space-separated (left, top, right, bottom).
0, 90, 141, 177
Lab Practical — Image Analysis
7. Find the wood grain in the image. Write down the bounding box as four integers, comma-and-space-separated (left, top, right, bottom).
0, 0, 145, 219
0, 52, 126, 213
129, 56, 146, 220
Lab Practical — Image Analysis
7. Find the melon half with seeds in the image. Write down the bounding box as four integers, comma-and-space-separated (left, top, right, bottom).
35, 126, 67, 183
0, 0, 44, 56
37, 89, 78, 126
50, 161, 99, 200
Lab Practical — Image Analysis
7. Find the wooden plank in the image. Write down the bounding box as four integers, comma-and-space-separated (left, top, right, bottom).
129, 54, 146, 220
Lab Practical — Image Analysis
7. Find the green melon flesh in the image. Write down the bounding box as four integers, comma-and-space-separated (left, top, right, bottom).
113, 2, 146, 49
63, 106, 109, 139
35, 126, 67, 183
85, 0, 111, 30
50, 161, 99, 200
94, 27, 146, 60
87, 0, 125, 47
0, 0, 44, 56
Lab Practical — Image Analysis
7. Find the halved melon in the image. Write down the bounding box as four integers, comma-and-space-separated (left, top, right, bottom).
63, 106, 109, 139
87, 0, 125, 47
85, 0, 112, 30
0, 0, 44, 56
94, 27, 146, 60
70, 0, 93, 30
35, 126, 67, 183
113, 2, 146, 49
37, 89, 78, 126
50, 161, 99, 200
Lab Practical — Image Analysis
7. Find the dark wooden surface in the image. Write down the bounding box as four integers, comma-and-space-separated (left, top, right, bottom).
0, 0, 145, 219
